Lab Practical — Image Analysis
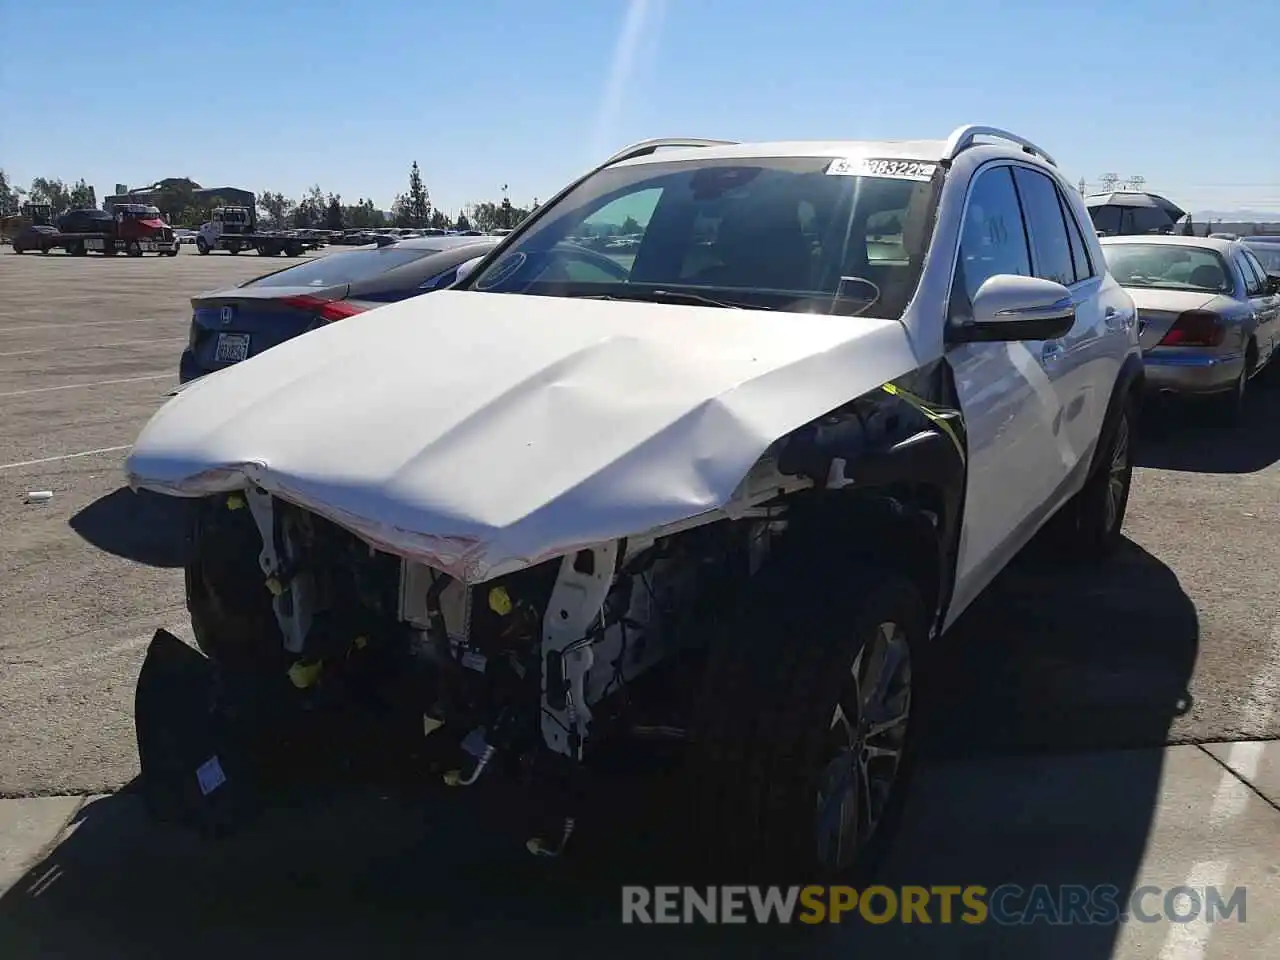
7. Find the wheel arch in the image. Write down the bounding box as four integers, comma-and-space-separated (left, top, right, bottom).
1087, 351, 1145, 480
775, 367, 968, 636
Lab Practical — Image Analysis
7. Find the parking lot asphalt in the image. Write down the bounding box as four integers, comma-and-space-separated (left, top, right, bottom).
0, 244, 1277, 957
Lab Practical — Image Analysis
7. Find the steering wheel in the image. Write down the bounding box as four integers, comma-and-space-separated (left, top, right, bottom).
542, 241, 631, 281
474, 240, 632, 291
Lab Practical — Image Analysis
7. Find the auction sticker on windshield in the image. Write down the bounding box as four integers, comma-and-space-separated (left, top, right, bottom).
827, 158, 937, 181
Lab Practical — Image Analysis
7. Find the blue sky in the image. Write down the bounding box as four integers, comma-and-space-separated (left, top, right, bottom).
2, 0, 1277, 216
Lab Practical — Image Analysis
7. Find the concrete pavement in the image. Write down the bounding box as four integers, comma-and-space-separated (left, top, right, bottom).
0, 742, 1276, 959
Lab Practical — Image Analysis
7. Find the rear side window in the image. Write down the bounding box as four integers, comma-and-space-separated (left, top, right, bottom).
1245, 243, 1280, 273
1121, 207, 1174, 235
1011, 167, 1075, 287
1089, 206, 1120, 235
243, 246, 440, 288
1058, 191, 1094, 282
1235, 252, 1265, 296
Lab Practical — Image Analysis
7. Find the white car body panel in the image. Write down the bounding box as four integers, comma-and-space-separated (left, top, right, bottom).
126, 290, 923, 583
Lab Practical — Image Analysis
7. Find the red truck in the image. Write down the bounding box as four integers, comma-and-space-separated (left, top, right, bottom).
55, 204, 180, 257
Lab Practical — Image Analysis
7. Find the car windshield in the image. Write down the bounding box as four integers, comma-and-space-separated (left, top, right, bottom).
1101, 244, 1234, 294
1244, 242, 1280, 273
242, 245, 441, 288
466, 155, 941, 318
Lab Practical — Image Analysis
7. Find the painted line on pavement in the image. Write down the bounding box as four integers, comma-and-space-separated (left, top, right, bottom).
1169, 612, 1280, 959
0, 337, 185, 358
1156, 859, 1230, 960
0, 445, 131, 472
1208, 612, 1280, 824
1, 318, 170, 334
0, 374, 169, 399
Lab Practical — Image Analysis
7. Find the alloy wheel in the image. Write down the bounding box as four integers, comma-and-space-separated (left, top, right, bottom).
1104, 413, 1130, 534
815, 621, 912, 872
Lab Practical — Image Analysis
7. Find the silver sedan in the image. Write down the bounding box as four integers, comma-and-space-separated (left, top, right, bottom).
1099, 235, 1280, 423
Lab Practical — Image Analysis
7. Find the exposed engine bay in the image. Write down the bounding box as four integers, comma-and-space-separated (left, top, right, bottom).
143, 378, 960, 857
176, 482, 788, 852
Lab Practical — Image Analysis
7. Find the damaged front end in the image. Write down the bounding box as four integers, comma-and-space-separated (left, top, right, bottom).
139, 484, 786, 854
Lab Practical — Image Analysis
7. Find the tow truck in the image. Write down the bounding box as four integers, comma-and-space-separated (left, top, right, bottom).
55, 204, 180, 257
195, 206, 314, 257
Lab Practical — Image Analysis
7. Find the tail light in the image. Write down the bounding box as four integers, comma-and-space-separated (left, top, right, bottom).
1157, 310, 1224, 347
278, 295, 367, 323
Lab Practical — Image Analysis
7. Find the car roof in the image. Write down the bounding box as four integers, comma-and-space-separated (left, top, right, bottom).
1097, 235, 1238, 254
613, 138, 953, 168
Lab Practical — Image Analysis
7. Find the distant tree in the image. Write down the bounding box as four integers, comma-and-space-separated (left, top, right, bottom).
455, 212, 472, 232
405, 161, 431, 227
152, 178, 199, 222
67, 178, 97, 210
343, 198, 381, 228
326, 195, 344, 230
390, 193, 411, 227
0, 169, 17, 215
291, 184, 327, 228
28, 177, 72, 216
620, 215, 641, 234
257, 190, 296, 229
429, 208, 449, 230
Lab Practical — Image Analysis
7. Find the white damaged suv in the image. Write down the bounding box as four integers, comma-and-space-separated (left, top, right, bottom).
126, 126, 1141, 878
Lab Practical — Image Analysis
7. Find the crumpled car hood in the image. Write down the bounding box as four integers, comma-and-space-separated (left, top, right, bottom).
127, 290, 921, 581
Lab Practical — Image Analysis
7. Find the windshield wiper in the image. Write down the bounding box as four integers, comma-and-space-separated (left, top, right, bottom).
571, 289, 748, 310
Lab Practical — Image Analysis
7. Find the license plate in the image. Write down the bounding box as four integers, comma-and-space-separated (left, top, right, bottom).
87, 239, 104, 250
214, 333, 250, 363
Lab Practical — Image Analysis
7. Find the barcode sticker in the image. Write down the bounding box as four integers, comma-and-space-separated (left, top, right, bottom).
196, 756, 227, 796
827, 157, 937, 181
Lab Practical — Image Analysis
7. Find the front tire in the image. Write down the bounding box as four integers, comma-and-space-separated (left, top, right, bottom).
686, 554, 925, 883
127, 240, 143, 257
196, 237, 210, 255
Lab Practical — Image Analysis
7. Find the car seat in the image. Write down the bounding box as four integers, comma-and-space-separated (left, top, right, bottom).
1188, 263, 1225, 290
692, 196, 813, 291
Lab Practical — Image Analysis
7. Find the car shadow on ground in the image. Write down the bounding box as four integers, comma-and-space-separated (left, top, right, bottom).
1135, 374, 1280, 474
68, 487, 195, 568
0, 539, 1197, 959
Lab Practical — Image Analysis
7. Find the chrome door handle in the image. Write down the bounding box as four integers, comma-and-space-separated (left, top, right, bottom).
1041, 342, 1064, 364
1104, 306, 1131, 331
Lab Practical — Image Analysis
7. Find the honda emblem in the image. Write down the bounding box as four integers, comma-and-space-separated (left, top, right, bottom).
220, 306, 233, 324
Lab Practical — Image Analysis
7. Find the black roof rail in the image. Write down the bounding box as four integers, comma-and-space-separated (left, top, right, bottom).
943, 125, 1057, 167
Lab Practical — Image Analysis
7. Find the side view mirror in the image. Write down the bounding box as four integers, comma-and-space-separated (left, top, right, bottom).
948, 274, 1075, 344
453, 256, 483, 285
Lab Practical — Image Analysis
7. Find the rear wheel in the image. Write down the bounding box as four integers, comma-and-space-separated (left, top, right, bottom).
69, 240, 86, 256
286, 243, 303, 257
196, 236, 210, 255
1049, 395, 1135, 560
686, 552, 924, 883
1211, 348, 1253, 426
